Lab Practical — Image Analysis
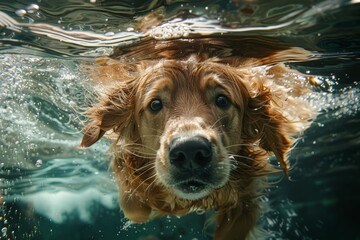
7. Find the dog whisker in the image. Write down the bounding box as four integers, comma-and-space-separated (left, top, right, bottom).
128, 172, 157, 200
218, 158, 251, 171
144, 176, 158, 195
119, 142, 158, 154
228, 153, 256, 162
132, 162, 156, 174
125, 159, 156, 175
210, 115, 227, 129
121, 149, 157, 160
225, 143, 258, 149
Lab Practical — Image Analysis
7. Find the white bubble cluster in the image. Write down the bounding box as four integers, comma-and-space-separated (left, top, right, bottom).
15, 4, 39, 16
148, 19, 191, 39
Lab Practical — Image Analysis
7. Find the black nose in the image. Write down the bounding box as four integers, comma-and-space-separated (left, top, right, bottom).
169, 136, 213, 170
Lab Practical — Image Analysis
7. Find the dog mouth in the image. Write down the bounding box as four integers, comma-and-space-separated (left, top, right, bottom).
156, 134, 232, 200
174, 179, 209, 194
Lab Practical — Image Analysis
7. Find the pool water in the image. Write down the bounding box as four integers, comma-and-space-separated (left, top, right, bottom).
0, 0, 359, 239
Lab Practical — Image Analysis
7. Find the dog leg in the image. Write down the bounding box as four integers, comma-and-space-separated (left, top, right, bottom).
119, 190, 152, 223
214, 202, 259, 240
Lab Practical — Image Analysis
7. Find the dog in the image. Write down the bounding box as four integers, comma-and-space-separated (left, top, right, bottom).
80, 37, 316, 239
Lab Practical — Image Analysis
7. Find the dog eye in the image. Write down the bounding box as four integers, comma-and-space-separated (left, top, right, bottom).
149, 99, 163, 112
215, 94, 231, 109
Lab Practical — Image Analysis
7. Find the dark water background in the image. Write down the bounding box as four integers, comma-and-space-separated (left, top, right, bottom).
0, 0, 359, 239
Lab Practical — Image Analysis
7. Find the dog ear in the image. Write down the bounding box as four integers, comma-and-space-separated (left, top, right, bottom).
80, 84, 137, 148
80, 120, 106, 148
242, 84, 295, 174
80, 57, 147, 148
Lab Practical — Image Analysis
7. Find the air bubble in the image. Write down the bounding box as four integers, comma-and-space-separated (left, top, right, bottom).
26, 4, 40, 13
196, 209, 206, 215
35, 159, 43, 168
1, 227, 7, 237
15, 9, 27, 17
104, 32, 115, 37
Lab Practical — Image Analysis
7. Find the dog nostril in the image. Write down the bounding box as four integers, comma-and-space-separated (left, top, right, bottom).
170, 151, 187, 167
169, 136, 213, 170
195, 150, 211, 166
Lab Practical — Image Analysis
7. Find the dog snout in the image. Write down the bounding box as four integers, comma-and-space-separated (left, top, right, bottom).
169, 136, 213, 170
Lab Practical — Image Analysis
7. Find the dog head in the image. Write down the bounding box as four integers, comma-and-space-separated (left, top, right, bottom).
80, 51, 312, 201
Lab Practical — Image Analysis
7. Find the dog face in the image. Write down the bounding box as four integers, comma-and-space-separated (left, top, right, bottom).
136, 59, 251, 200
81, 55, 308, 202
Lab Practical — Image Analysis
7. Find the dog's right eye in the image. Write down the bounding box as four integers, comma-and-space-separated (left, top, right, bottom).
215, 94, 231, 109
149, 99, 163, 112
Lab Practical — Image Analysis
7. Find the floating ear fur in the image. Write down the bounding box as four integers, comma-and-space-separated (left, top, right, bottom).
242, 81, 294, 174
80, 121, 106, 148
80, 58, 141, 148
255, 104, 292, 174
80, 89, 137, 148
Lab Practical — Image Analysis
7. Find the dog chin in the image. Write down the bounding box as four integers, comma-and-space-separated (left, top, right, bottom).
173, 187, 210, 201
172, 180, 213, 200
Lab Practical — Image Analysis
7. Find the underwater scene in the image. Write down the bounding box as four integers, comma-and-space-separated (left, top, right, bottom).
0, 0, 359, 239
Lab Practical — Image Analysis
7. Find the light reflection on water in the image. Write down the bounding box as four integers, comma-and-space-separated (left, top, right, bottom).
0, 0, 359, 239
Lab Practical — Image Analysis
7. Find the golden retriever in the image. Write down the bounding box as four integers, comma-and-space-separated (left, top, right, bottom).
80, 37, 316, 239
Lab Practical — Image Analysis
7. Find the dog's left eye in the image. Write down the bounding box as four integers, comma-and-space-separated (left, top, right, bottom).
149, 99, 163, 112
215, 94, 231, 109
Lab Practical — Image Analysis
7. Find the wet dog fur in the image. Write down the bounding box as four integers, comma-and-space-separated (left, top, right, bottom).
80, 37, 316, 239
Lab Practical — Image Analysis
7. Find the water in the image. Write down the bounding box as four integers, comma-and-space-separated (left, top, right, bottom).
0, 0, 359, 239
